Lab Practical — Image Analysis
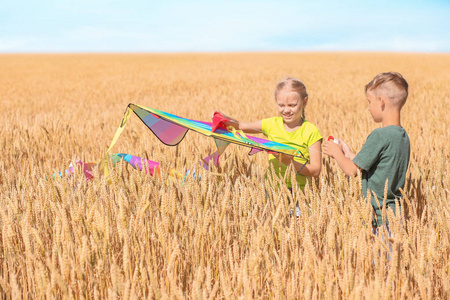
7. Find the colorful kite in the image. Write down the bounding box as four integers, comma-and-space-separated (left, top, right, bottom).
105, 103, 308, 170
55, 103, 309, 181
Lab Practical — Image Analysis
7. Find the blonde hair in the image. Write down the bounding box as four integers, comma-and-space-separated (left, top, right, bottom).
365, 72, 408, 107
274, 77, 308, 118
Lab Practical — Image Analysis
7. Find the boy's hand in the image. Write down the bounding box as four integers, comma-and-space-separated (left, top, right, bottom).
323, 141, 343, 158
338, 139, 356, 160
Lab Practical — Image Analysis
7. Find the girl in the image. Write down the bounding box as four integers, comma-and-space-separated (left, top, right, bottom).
215, 77, 322, 190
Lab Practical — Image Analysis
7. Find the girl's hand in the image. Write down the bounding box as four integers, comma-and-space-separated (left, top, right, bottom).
323, 140, 343, 158
210, 110, 231, 120
209, 113, 262, 134
276, 153, 294, 166
210, 110, 220, 119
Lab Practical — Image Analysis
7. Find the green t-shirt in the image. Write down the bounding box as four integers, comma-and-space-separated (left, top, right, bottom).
261, 116, 322, 189
353, 126, 410, 227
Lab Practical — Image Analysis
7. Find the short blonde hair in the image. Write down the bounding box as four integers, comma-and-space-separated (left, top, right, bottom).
365, 72, 408, 107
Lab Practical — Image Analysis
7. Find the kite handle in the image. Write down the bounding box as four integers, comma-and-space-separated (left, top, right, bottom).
328, 135, 339, 145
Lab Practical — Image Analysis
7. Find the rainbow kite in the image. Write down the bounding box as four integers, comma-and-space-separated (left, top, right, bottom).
106, 103, 308, 170
55, 103, 308, 181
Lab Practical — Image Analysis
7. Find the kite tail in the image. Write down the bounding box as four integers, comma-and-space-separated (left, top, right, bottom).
53, 154, 162, 181
100, 106, 134, 178
52, 160, 96, 180
202, 138, 230, 171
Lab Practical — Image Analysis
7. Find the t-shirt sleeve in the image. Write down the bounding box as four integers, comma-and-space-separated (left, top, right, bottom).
353, 130, 386, 171
261, 117, 274, 137
306, 124, 323, 147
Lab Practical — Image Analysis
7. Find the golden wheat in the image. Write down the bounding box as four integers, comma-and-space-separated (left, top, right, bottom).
0, 53, 449, 298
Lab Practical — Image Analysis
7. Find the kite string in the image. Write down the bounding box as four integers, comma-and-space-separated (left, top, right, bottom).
223, 119, 324, 155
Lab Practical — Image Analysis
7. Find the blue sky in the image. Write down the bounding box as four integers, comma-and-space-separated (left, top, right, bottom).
1, 0, 449, 53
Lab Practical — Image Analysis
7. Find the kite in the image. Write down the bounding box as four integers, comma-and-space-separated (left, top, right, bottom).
106, 103, 308, 171
54, 103, 309, 181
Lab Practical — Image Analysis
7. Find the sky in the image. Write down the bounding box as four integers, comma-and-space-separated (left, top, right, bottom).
1, 0, 449, 53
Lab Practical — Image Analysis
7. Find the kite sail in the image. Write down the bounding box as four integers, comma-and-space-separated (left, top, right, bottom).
105, 103, 308, 170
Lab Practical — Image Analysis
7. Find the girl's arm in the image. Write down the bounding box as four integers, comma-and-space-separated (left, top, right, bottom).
278, 140, 322, 178
232, 120, 262, 134
212, 111, 262, 133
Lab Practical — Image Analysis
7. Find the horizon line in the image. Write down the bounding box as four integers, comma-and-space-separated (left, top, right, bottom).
1, 50, 449, 55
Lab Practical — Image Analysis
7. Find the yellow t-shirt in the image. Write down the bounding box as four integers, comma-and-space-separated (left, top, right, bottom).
261, 116, 322, 189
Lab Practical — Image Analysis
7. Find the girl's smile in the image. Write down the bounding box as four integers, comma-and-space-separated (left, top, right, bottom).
276, 90, 308, 130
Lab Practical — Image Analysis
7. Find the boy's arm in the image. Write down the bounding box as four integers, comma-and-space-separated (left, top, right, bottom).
339, 139, 357, 160
323, 140, 360, 176
211, 111, 262, 133
278, 140, 322, 178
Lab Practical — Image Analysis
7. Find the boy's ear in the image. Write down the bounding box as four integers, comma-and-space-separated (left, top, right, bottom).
378, 96, 385, 110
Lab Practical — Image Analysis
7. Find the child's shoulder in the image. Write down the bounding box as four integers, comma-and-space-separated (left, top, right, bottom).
366, 126, 410, 147
303, 119, 319, 128
261, 116, 283, 127
263, 116, 282, 122
368, 126, 408, 139
302, 119, 321, 134
299, 120, 322, 144
261, 116, 282, 134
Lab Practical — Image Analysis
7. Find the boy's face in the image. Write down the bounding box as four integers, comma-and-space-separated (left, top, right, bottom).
366, 91, 383, 123
275, 90, 307, 126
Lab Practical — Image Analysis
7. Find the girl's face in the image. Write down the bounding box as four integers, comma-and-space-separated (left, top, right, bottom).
275, 90, 307, 126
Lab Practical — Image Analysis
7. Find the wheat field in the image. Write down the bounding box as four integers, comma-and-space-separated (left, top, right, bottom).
0, 53, 449, 299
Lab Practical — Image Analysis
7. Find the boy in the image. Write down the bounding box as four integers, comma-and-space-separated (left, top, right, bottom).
323, 72, 410, 229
